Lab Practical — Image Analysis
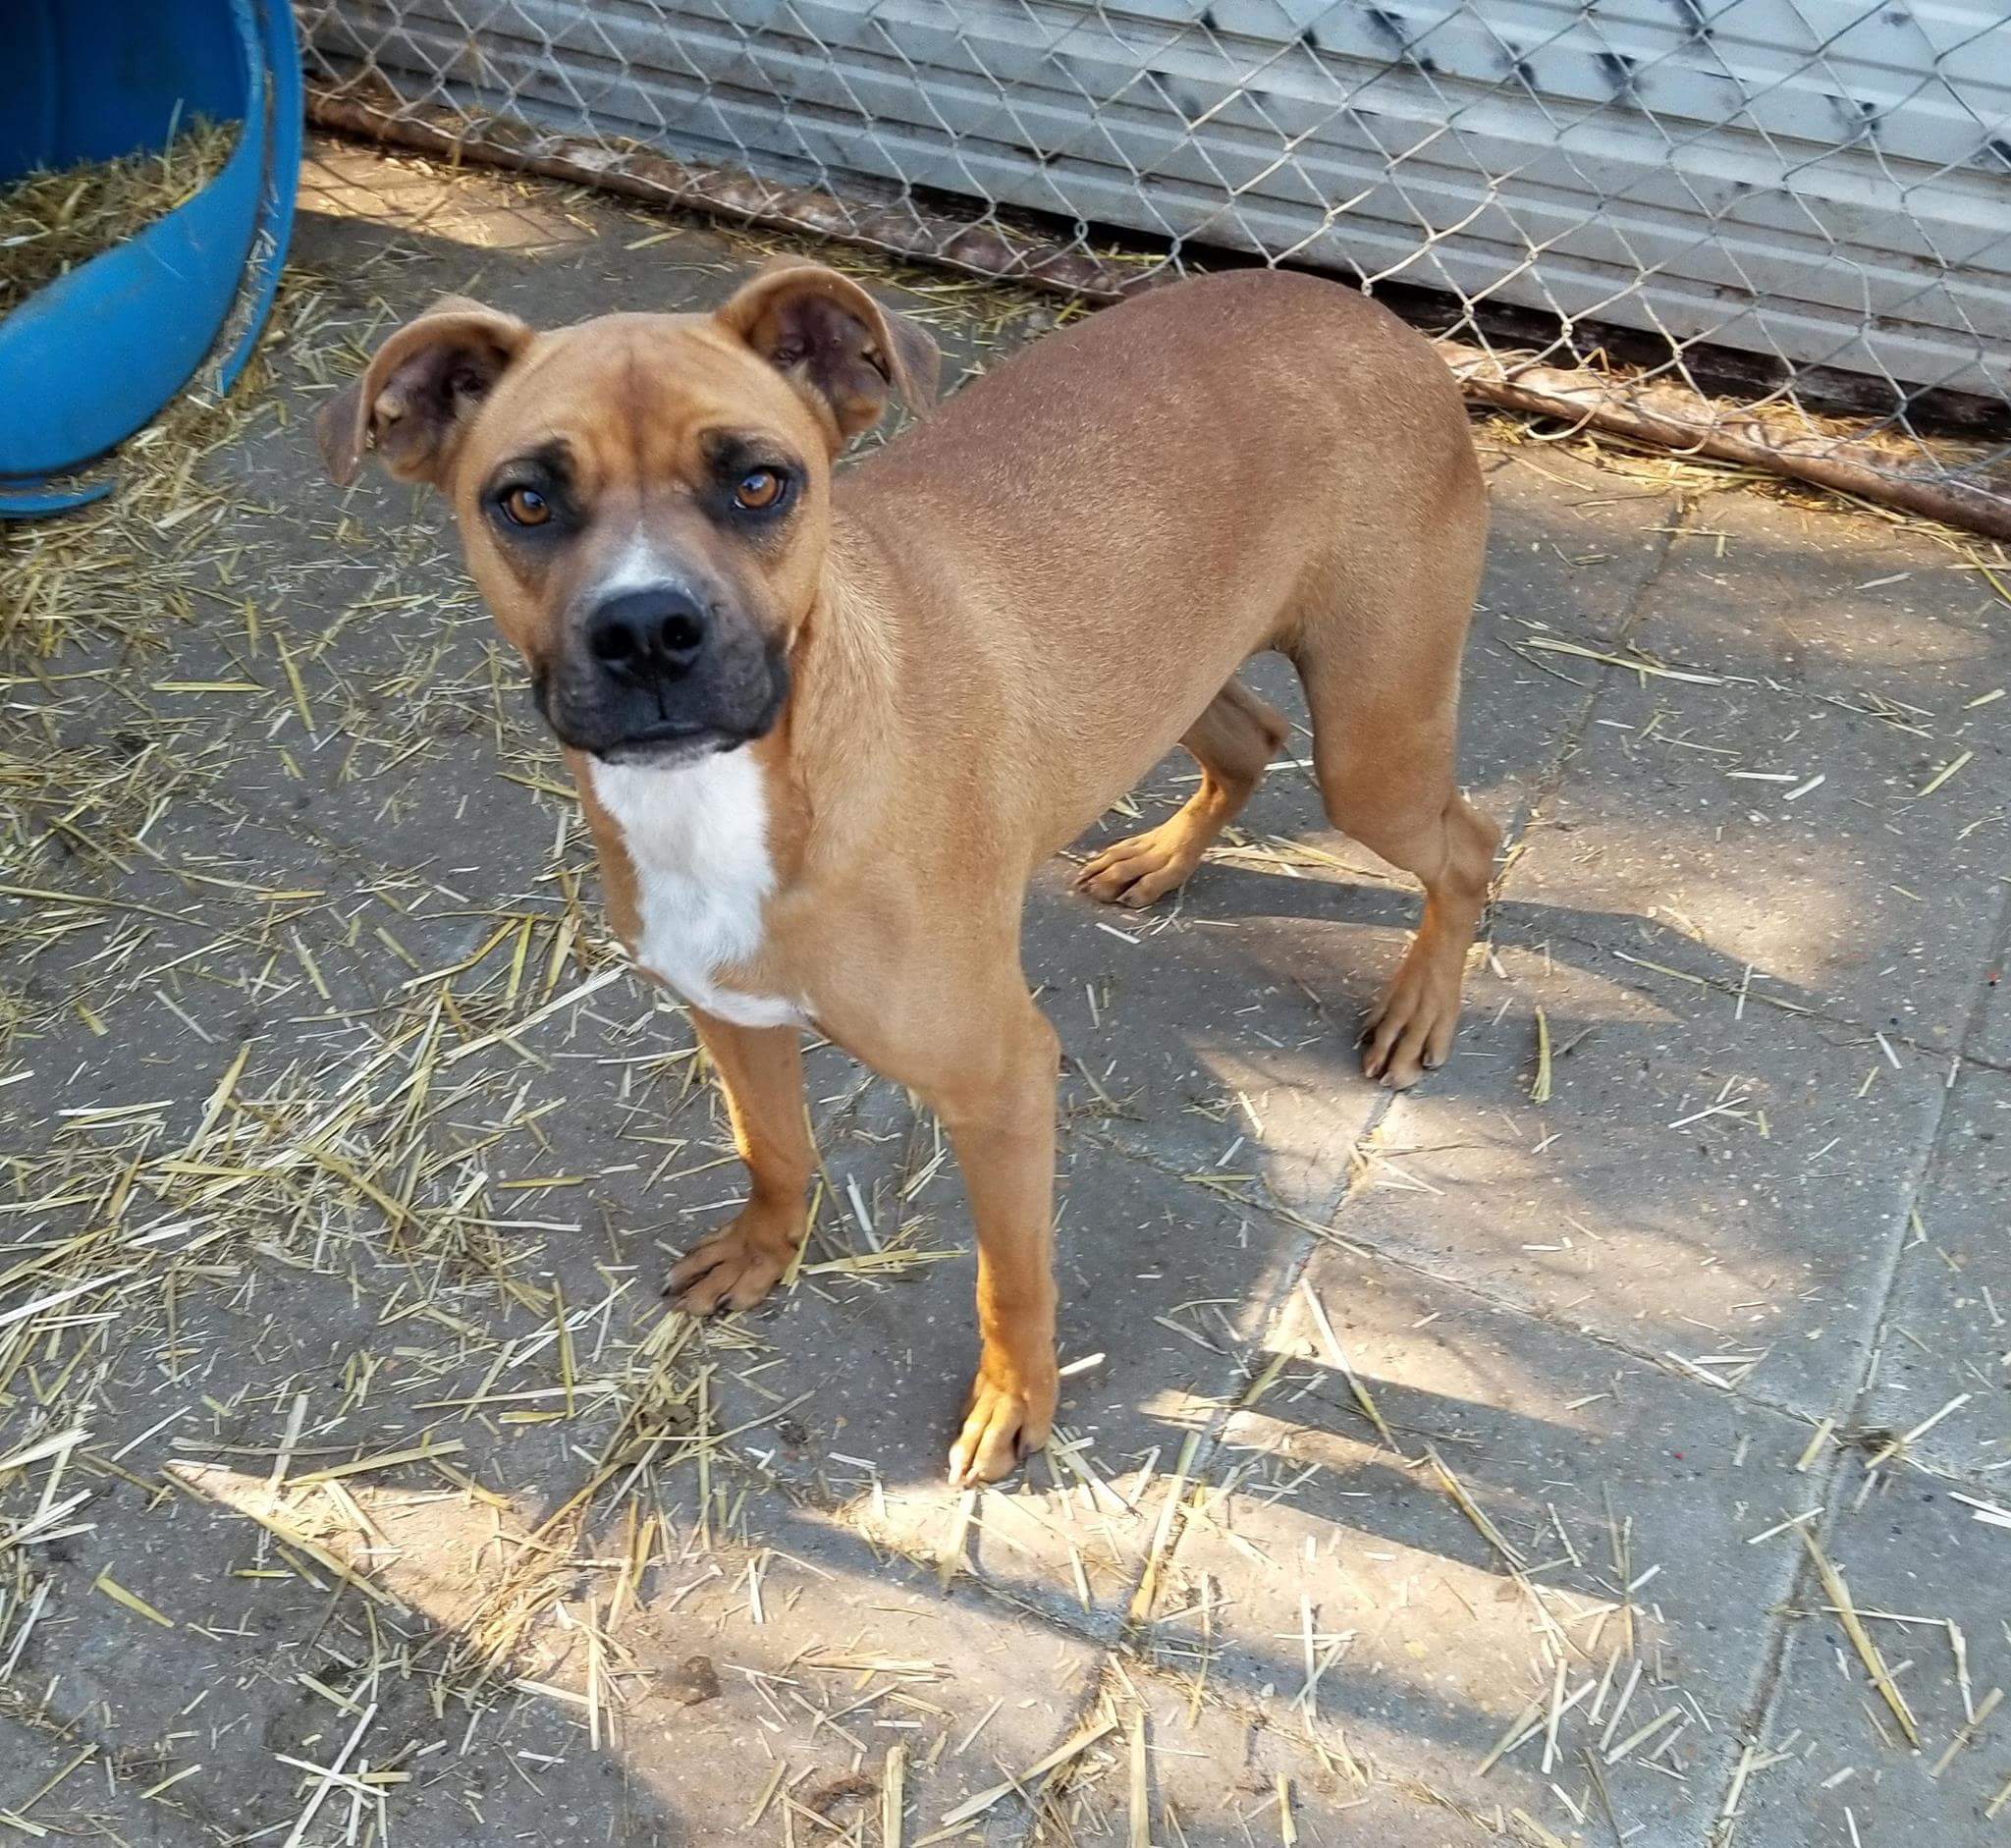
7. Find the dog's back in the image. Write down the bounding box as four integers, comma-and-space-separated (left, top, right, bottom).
836, 268, 1486, 860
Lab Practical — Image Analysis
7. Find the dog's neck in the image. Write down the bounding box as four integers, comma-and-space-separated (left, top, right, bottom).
774, 518, 902, 861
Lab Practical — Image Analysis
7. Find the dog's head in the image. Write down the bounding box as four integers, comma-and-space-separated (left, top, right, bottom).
318, 264, 940, 767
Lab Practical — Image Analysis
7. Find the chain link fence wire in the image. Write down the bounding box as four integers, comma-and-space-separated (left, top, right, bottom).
296, 0, 2011, 537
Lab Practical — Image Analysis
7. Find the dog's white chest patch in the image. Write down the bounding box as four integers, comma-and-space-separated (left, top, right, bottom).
589, 753, 806, 1030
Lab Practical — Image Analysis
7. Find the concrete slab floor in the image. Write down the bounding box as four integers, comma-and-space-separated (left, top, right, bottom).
2, 138, 2007, 1847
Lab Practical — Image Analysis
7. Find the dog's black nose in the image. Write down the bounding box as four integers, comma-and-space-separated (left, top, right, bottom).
585, 588, 708, 681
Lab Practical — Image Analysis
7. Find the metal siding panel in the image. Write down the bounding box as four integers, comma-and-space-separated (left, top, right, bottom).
303, 0, 2011, 395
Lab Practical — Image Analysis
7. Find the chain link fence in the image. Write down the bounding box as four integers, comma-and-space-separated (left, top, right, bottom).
296, 0, 2011, 537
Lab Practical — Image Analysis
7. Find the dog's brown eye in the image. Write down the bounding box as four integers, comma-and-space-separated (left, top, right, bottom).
502, 485, 550, 527
734, 468, 784, 512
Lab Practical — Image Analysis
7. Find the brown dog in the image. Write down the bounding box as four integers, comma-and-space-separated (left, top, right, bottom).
319, 263, 1498, 1485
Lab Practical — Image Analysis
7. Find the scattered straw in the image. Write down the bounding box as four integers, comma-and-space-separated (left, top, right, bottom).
0, 119, 238, 315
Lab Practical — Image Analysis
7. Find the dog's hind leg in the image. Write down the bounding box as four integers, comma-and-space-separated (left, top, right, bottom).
1076, 675, 1288, 906
1296, 636, 1499, 1089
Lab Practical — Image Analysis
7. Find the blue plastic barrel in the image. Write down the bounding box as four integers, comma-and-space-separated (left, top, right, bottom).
0, 0, 300, 516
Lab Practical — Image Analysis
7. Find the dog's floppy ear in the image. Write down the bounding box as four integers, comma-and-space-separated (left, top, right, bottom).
317, 295, 532, 487
715, 263, 941, 450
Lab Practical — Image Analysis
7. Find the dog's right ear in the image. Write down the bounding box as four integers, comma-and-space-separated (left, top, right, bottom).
318, 296, 532, 487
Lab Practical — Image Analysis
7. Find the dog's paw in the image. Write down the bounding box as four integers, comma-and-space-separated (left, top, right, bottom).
1362, 944, 1462, 1089
948, 1355, 1057, 1487
1075, 823, 1204, 907
665, 1219, 794, 1316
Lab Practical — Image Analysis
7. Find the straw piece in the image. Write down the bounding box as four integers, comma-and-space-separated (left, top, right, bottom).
167, 1467, 407, 1611
1797, 1529, 1920, 1748
924, 1715, 1116, 1835
280, 1702, 376, 1848
1127, 1709, 1150, 1848
744, 1761, 788, 1829
1929, 1686, 2001, 1777
291, 1438, 464, 1486
1298, 1280, 1398, 1454
1477, 1701, 1546, 1777
1862, 1394, 1970, 1470
1604, 1707, 1682, 1766
883, 1744, 907, 1848
93, 1570, 174, 1629
1128, 1429, 1201, 1624
1530, 1006, 1553, 1104
937, 1487, 977, 1590
1425, 1447, 1523, 1571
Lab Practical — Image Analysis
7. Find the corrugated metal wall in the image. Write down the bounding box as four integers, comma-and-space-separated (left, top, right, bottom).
302, 0, 2011, 397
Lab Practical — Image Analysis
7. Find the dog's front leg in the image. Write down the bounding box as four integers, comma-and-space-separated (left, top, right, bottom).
920, 999, 1061, 1487
665, 1007, 812, 1314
